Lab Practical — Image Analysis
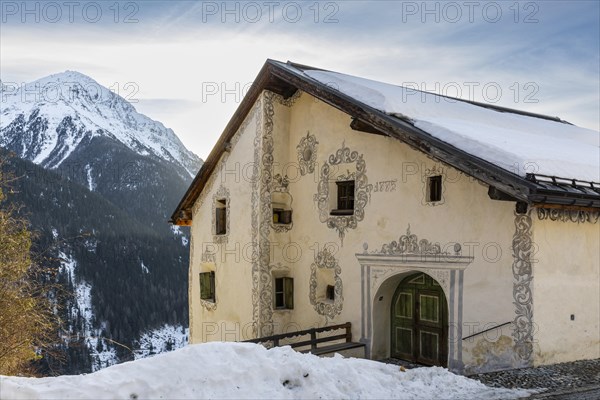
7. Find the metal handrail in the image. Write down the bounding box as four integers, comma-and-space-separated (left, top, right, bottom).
462, 321, 512, 341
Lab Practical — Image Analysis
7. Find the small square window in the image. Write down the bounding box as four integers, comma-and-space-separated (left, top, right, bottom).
200, 271, 215, 302
273, 208, 292, 225
331, 180, 355, 215
274, 277, 294, 309
427, 175, 442, 202
215, 199, 227, 235
326, 284, 335, 301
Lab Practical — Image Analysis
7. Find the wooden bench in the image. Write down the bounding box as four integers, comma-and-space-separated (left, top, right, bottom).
244, 322, 365, 356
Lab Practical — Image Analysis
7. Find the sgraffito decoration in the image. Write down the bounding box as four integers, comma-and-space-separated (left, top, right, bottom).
190, 101, 261, 336
201, 250, 216, 263
297, 131, 319, 176
377, 224, 444, 256
511, 211, 534, 363
315, 142, 372, 244
249, 96, 264, 338
279, 90, 302, 107
359, 225, 463, 299
537, 207, 599, 224
200, 296, 218, 312
271, 174, 293, 233
250, 91, 295, 337
211, 185, 230, 244
309, 247, 343, 321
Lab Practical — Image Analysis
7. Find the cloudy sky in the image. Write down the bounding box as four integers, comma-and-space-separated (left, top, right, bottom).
1, 1, 598, 159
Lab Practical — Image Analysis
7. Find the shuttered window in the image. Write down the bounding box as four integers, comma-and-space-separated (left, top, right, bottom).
215, 199, 227, 235
200, 271, 215, 302
274, 277, 293, 309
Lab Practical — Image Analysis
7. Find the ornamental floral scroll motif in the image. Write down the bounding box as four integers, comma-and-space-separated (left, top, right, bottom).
376, 225, 453, 256
315, 142, 372, 244
201, 251, 216, 264
271, 174, 293, 233
200, 298, 217, 312
512, 211, 534, 364
296, 131, 319, 176
309, 247, 343, 321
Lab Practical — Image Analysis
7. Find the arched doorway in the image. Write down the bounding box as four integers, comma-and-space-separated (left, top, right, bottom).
391, 272, 448, 367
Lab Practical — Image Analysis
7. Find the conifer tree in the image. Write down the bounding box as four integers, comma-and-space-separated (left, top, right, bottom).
0, 166, 56, 375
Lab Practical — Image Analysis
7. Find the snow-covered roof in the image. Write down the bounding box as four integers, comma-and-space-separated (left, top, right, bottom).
302, 70, 599, 183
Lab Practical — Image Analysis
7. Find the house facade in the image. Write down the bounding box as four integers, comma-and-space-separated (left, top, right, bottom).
172, 60, 600, 374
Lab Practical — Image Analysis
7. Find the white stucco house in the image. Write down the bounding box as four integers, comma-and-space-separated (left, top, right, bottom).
171, 60, 600, 374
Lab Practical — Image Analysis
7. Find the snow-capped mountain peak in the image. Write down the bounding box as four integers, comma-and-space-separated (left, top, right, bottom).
1, 71, 200, 177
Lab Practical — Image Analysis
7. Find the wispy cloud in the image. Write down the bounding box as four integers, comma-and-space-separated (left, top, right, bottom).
1, 1, 597, 158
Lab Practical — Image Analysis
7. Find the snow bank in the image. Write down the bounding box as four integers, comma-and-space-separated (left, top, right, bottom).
0, 342, 531, 399
304, 69, 600, 182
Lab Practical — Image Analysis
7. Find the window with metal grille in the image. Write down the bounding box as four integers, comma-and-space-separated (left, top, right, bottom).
274, 277, 294, 309
200, 271, 215, 302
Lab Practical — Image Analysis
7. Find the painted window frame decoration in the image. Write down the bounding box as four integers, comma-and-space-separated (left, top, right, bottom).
212, 185, 230, 243
215, 200, 227, 234
427, 175, 443, 203
309, 247, 343, 321
271, 174, 293, 233
315, 142, 372, 244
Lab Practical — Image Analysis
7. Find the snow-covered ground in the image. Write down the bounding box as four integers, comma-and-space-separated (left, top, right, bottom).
0, 342, 532, 399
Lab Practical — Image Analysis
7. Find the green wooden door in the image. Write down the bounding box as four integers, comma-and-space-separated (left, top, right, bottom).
391, 273, 448, 366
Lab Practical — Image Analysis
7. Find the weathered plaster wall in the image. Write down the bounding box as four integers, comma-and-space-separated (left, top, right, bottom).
188, 103, 260, 343
187, 90, 598, 375
532, 212, 600, 365
267, 93, 521, 374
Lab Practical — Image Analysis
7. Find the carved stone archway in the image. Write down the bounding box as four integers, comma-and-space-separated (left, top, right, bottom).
355, 225, 474, 373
